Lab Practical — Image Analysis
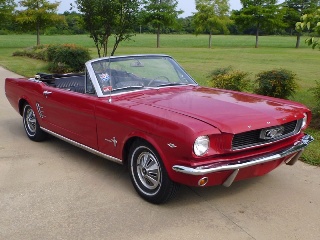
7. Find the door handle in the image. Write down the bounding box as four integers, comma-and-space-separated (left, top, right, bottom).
43, 91, 52, 98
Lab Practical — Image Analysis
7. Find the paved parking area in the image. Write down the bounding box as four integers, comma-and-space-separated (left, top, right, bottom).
1, 67, 319, 240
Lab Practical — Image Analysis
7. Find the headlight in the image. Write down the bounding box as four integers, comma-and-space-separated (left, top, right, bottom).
193, 136, 209, 156
301, 113, 308, 129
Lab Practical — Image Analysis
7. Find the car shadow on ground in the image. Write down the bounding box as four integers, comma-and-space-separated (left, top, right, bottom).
48, 135, 270, 206
5, 118, 271, 206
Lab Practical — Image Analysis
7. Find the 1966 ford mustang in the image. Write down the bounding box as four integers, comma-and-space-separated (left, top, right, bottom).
5, 54, 314, 203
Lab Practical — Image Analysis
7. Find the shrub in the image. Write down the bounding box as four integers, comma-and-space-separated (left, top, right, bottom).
47, 44, 91, 73
47, 62, 72, 74
12, 45, 47, 61
12, 50, 25, 57
310, 81, 320, 129
13, 44, 90, 73
208, 66, 250, 92
311, 81, 320, 104
254, 69, 298, 99
0, 30, 9, 35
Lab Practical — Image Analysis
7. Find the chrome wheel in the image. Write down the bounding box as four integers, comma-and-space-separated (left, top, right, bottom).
25, 107, 37, 136
136, 151, 161, 190
22, 104, 47, 142
129, 141, 179, 204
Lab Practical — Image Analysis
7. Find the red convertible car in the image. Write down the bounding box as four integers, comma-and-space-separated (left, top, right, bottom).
5, 54, 314, 203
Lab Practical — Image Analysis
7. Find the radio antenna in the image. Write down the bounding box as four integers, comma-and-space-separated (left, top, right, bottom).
108, 56, 112, 103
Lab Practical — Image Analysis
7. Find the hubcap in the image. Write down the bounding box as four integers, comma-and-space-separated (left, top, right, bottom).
26, 108, 36, 134
136, 152, 161, 190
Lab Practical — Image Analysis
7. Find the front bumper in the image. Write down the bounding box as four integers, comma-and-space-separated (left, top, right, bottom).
172, 134, 314, 187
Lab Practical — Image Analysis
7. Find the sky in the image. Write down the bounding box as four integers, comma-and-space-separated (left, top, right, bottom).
177, 0, 242, 17
55, 0, 243, 17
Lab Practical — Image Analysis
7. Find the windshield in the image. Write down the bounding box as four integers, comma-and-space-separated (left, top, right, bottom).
90, 55, 197, 95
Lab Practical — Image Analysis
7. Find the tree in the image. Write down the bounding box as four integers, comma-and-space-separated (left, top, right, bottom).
76, 0, 140, 57
0, 0, 16, 29
16, 0, 65, 45
283, 0, 320, 48
63, 11, 87, 34
193, 0, 230, 48
177, 16, 195, 34
42, 11, 87, 35
232, 0, 284, 48
296, 8, 320, 49
141, 0, 182, 48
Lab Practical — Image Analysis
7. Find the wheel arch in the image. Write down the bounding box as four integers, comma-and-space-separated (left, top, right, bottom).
122, 134, 169, 170
125, 134, 180, 203
122, 136, 140, 167
18, 98, 29, 116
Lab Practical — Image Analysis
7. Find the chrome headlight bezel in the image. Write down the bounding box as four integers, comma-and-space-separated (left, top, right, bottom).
301, 113, 308, 129
193, 136, 210, 156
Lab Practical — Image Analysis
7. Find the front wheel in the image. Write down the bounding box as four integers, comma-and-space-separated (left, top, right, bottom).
129, 141, 179, 204
22, 104, 47, 142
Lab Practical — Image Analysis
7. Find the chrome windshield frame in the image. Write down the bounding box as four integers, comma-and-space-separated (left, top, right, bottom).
85, 54, 198, 98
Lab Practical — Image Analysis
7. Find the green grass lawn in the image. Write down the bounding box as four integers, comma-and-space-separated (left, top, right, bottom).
0, 34, 319, 165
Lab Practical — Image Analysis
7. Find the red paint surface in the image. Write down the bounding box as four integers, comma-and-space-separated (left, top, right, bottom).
5, 77, 311, 187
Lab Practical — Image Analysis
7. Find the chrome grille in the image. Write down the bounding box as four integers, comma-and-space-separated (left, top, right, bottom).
232, 120, 301, 150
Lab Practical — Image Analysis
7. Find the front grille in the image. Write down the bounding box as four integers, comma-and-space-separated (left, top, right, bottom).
232, 120, 301, 150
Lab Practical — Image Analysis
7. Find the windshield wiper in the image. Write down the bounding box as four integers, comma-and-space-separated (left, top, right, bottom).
112, 85, 144, 92
156, 82, 188, 87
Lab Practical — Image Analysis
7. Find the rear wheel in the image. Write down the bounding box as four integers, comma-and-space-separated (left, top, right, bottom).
129, 141, 179, 204
22, 104, 47, 142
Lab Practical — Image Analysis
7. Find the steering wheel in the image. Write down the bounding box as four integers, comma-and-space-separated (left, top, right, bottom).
148, 76, 170, 86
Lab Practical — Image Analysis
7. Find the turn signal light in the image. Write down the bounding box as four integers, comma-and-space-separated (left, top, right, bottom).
198, 177, 208, 186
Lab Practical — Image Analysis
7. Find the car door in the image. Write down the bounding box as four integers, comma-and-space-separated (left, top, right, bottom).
39, 84, 98, 150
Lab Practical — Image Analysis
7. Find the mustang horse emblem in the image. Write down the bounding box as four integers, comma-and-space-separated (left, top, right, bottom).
260, 126, 285, 140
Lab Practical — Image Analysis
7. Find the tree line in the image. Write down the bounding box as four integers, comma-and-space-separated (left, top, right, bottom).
0, 0, 319, 56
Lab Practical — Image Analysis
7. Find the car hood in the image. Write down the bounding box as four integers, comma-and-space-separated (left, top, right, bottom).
129, 86, 307, 134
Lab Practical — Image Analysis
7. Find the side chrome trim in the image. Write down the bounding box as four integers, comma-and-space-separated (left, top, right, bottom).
36, 103, 45, 118
41, 127, 123, 164
172, 134, 314, 176
168, 143, 177, 148
105, 137, 118, 147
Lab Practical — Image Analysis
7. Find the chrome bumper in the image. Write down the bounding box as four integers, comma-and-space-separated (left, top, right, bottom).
172, 134, 314, 184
